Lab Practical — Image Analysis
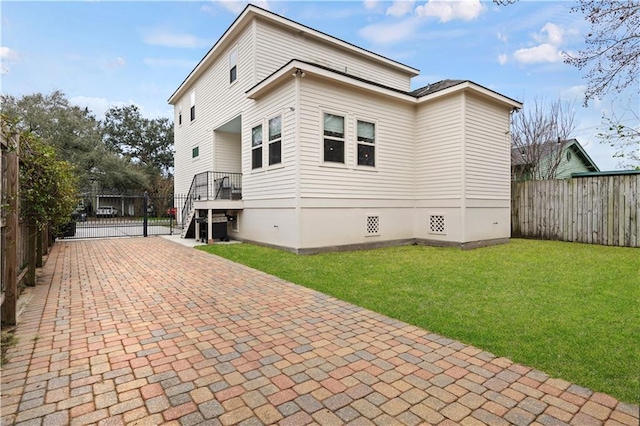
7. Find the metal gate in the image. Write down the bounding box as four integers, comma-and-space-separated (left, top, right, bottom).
60, 191, 177, 240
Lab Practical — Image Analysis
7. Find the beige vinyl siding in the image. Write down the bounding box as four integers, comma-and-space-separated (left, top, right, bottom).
173, 25, 254, 195
214, 131, 241, 173
298, 76, 415, 199
254, 20, 412, 91
464, 93, 511, 200
415, 94, 463, 199
242, 80, 297, 200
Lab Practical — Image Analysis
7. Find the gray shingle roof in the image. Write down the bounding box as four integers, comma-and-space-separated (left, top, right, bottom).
410, 80, 466, 97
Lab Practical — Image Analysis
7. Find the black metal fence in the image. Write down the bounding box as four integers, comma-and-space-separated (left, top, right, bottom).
60, 190, 178, 240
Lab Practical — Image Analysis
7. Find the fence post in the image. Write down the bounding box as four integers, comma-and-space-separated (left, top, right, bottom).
143, 191, 148, 237
2, 133, 19, 325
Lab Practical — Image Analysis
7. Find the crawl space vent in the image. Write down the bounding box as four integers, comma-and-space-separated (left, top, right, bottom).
429, 215, 445, 234
366, 215, 380, 235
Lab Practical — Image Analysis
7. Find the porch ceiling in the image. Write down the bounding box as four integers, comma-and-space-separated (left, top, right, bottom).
216, 115, 241, 134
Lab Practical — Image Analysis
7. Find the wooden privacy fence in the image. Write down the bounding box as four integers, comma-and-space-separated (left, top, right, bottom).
511, 174, 640, 247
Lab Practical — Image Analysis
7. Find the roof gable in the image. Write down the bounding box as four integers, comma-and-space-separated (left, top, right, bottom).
168, 5, 419, 104
246, 59, 522, 111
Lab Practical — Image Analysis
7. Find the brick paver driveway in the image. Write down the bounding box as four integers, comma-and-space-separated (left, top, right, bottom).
1, 238, 638, 426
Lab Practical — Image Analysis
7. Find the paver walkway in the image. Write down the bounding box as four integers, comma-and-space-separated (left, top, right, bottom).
1, 238, 638, 426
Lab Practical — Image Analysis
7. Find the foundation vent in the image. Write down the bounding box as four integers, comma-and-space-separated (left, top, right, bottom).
429, 215, 445, 234
366, 215, 380, 236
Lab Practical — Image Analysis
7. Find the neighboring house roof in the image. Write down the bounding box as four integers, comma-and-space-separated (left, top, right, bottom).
572, 170, 640, 177
246, 59, 523, 110
511, 139, 600, 171
168, 5, 419, 104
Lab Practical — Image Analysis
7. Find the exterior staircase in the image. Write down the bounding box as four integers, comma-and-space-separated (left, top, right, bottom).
179, 171, 243, 239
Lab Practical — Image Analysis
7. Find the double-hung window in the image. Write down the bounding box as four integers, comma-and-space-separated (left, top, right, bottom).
190, 91, 195, 121
357, 120, 375, 167
268, 115, 282, 166
323, 113, 345, 163
251, 125, 263, 169
229, 47, 238, 84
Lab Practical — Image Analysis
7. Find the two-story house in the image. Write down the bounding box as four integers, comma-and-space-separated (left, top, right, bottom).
169, 5, 522, 253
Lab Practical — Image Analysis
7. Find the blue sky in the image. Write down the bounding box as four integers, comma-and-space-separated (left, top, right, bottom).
1, 0, 637, 170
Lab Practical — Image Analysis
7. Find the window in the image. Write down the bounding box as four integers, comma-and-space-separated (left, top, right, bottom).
178, 105, 182, 125
192, 146, 199, 158
268, 115, 282, 166
229, 47, 238, 83
190, 91, 195, 121
323, 113, 345, 163
357, 120, 375, 167
251, 125, 263, 169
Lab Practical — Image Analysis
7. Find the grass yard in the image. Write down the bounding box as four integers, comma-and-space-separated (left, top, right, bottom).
198, 239, 640, 404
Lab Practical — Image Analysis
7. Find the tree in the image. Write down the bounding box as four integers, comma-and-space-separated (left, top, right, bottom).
598, 102, 640, 169
565, 0, 640, 106
511, 98, 577, 180
102, 105, 174, 177
0, 91, 148, 191
0, 115, 79, 229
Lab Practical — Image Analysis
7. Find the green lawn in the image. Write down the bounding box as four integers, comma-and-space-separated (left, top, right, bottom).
197, 239, 640, 403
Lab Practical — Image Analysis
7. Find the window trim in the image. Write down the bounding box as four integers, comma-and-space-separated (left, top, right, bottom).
267, 114, 282, 167
320, 110, 347, 166
190, 91, 196, 122
251, 123, 263, 170
355, 118, 377, 169
229, 45, 238, 85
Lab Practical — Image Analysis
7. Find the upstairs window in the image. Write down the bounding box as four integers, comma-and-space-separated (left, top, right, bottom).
192, 146, 199, 158
323, 113, 345, 163
251, 125, 263, 169
229, 47, 238, 83
357, 120, 375, 167
190, 91, 195, 121
268, 115, 282, 166
178, 105, 182, 125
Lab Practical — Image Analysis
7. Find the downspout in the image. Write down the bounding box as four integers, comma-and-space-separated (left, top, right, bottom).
294, 72, 302, 251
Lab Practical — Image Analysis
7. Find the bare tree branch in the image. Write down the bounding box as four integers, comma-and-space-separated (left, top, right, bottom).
511, 98, 577, 180
598, 101, 640, 168
564, 0, 640, 106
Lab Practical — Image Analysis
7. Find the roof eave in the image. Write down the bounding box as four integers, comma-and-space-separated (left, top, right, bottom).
246, 60, 417, 103
416, 81, 522, 110
567, 139, 600, 172
168, 6, 255, 105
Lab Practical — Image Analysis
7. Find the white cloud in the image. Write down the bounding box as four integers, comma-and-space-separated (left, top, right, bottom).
143, 57, 198, 69
512, 22, 568, 65
535, 23, 563, 45
1, 46, 20, 74
513, 43, 564, 64
497, 31, 508, 43
415, 0, 485, 22
387, 0, 415, 17
106, 57, 126, 68
359, 17, 422, 45
498, 54, 507, 65
142, 29, 211, 49
363, 0, 379, 10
